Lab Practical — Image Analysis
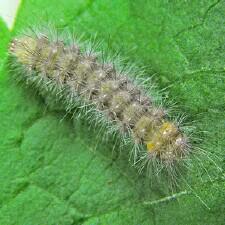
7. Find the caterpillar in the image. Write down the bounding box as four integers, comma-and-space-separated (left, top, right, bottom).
8, 27, 191, 184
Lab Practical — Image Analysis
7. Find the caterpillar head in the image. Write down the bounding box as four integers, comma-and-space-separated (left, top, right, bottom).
9, 36, 38, 66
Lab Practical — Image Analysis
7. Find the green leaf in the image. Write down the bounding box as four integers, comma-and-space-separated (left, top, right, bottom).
0, 0, 224, 224
0, 18, 10, 67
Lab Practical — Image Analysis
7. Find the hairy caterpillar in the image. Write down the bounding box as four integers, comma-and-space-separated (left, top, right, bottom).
8, 26, 191, 184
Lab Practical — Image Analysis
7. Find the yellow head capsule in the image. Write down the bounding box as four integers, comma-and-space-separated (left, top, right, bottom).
10, 37, 37, 65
